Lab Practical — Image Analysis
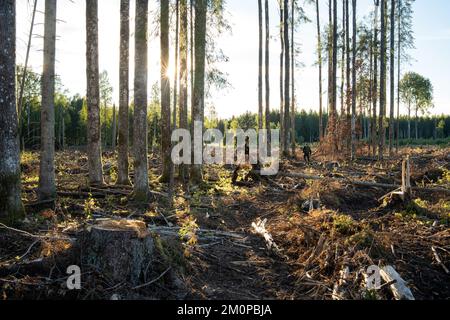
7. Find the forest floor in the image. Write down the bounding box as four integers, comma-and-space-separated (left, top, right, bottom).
0, 145, 449, 300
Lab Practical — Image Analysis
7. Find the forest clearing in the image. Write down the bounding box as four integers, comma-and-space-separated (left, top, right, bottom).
1, 0, 450, 303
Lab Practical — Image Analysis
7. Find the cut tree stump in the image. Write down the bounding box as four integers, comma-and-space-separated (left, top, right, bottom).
80, 219, 154, 286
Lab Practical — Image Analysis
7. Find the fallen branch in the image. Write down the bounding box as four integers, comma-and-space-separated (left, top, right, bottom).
432, 246, 449, 274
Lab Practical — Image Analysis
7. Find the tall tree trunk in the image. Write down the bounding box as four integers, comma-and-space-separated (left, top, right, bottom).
396, 0, 401, 152
179, 0, 189, 181
39, 0, 57, 201
279, 0, 285, 153
160, 0, 171, 182
173, 0, 180, 130
265, 0, 270, 132
316, 0, 324, 140
340, 0, 345, 119
351, 0, 357, 160
345, 0, 350, 152
283, 0, 290, 156
190, 0, 207, 184
133, 0, 149, 201
117, 0, 130, 185
190, 0, 195, 114
86, 0, 104, 185
291, 0, 296, 156
258, 0, 263, 131
18, 0, 38, 152
379, 0, 386, 160
372, 1, 379, 157
389, 0, 395, 155
0, 0, 25, 224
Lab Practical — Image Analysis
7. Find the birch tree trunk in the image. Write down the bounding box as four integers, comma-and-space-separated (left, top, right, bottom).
160, 0, 171, 182
190, 0, 207, 184
133, 0, 149, 202
117, 0, 130, 185
86, 0, 104, 185
0, 0, 25, 224
38, 0, 57, 201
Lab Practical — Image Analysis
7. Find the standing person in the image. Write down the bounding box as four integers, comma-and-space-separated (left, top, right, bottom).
303, 144, 312, 164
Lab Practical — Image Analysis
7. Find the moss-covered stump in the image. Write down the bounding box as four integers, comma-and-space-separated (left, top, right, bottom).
80, 219, 154, 286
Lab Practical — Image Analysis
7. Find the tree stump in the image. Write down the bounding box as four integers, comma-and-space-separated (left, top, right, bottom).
81, 219, 154, 286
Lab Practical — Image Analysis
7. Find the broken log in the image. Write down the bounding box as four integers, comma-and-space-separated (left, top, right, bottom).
379, 266, 415, 300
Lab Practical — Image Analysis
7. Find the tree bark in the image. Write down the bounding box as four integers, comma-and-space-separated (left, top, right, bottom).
389, 0, 395, 155
160, 0, 171, 182
117, 0, 130, 185
0, 0, 25, 224
86, 0, 104, 185
372, 1, 379, 157
291, 0, 296, 156
379, 0, 386, 160
283, 0, 290, 156
316, 0, 323, 140
396, 0, 401, 152
258, 0, 263, 131
279, 0, 284, 153
190, 0, 207, 184
345, 0, 351, 152
173, 0, 180, 130
179, 0, 189, 181
265, 0, 270, 132
133, 0, 149, 202
351, 0, 357, 160
38, 0, 57, 201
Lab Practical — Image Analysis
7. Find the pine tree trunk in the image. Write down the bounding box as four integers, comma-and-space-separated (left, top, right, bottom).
0, 0, 25, 224
133, 0, 149, 202
258, 0, 263, 131
389, 0, 395, 155
379, 0, 386, 160
190, 0, 207, 184
86, 0, 104, 186
179, 0, 189, 181
283, 0, 290, 156
351, 0, 357, 160
117, 0, 130, 185
39, 0, 57, 201
160, 0, 171, 182
316, 0, 323, 140
345, 0, 351, 152
265, 0, 270, 132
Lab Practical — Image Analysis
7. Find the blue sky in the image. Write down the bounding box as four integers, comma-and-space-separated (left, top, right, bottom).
16, 0, 450, 118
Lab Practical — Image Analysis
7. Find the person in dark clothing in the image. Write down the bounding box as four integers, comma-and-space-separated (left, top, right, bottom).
303, 144, 312, 164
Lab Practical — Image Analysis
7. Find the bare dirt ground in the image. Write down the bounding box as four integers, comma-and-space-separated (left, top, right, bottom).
1, 146, 449, 300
